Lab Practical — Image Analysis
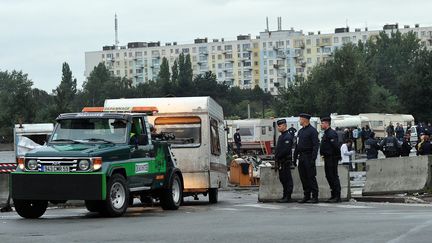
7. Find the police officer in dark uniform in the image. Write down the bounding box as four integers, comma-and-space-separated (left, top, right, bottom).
233, 128, 242, 156
294, 113, 320, 203
274, 119, 294, 203
365, 132, 380, 160
320, 117, 342, 203
380, 132, 400, 158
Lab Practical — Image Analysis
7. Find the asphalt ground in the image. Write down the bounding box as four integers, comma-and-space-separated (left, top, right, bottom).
1, 190, 432, 243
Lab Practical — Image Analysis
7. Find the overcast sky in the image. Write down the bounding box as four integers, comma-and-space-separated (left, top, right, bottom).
1, 0, 432, 92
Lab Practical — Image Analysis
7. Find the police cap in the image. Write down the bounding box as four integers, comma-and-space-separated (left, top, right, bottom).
276, 119, 287, 126
299, 113, 312, 120
321, 117, 331, 123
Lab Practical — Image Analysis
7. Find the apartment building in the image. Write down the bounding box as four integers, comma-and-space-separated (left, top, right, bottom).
85, 23, 432, 95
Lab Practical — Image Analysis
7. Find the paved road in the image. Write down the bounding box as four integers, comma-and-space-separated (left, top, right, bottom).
1, 190, 432, 243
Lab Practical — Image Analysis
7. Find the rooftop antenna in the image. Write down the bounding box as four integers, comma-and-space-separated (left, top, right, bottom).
115, 13, 119, 46
266, 16, 269, 32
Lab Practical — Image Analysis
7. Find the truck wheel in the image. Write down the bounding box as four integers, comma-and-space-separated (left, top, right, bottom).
13, 199, 48, 219
209, 188, 218, 204
85, 200, 103, 213
160, 173, 182, 210
101, 174, 129, 217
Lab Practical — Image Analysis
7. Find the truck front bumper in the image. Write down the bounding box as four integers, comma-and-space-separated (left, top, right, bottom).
10, 173, 106, 200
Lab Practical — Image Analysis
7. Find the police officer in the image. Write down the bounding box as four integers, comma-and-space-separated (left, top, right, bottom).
320, 117, 342, 203
288, 124, 297, 138
400, 133, 412, 157
380, 132, 400, 158
365, 132, 380, 160
274, 119, 294, 203
294, 113, 320, 203
234, 128, 242, 156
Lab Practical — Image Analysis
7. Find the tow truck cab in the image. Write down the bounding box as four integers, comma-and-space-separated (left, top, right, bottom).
10, 106, 183, 218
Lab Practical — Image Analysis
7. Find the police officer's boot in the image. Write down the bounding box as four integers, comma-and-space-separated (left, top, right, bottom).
278, 196, 293, 203
328, 193, 341, 203
326, 192, 335, 203
306, 194, 319, 204
298, 194, 310, 203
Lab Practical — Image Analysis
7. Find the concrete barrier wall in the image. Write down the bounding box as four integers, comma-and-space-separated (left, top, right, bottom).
0, 174, 9, 207
258, 165, 350, 202
363, 156, 432, 196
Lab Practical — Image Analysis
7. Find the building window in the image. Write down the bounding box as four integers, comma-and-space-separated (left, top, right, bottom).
307, 58, 312, 64
263, 42, 267, 48
253, 43, 259, 48
307, 48, 311, 54
316, 39, 320, 45
254, 61, 258, 66
192, 47, 197, 53
116, 53, 120, 58
333, 37, 339, 43
102, 54, 105, 58
306, 39, 311, 45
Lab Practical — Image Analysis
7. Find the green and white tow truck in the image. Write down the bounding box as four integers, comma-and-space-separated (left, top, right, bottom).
10, 106, 183, 218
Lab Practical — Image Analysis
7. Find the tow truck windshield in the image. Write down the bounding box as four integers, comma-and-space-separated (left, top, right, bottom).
50, 118, 128, 144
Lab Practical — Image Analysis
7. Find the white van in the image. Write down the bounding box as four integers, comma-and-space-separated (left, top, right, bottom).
104, 97, 227, 203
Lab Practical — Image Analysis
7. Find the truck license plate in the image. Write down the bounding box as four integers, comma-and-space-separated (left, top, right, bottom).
44, 165, 70, 172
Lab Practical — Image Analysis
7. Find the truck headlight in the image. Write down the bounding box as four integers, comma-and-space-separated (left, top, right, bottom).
27, 159, 38, 171
78, 159, 90, 171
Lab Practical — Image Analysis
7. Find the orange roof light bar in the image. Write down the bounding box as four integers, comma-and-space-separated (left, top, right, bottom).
155, 116, 201, 125
131, 106, 159, 114
82, 107, 104, 112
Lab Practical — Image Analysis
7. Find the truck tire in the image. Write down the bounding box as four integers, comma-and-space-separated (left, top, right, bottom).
209, 188, 218, 204
85, 200, 103, 213
101, 174, 129, 217
160, 173, 182, 210
14, 199, 48, 219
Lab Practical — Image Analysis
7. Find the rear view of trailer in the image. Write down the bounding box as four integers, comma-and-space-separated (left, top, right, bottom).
104, 97, 227, 203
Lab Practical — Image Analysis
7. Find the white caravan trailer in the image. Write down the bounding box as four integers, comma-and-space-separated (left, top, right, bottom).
330, 114, 371, 129
225, 119, 274, 154
359, 113, 414, 138
14, 123, 54, 158
104, 97, 227, 202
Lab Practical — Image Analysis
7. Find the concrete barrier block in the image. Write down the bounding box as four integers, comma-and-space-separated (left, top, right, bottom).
363, 156, 432, 196
0, 174, 9, 207
258, 165, 350, 202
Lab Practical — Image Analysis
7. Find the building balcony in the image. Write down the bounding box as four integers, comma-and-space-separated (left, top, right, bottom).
273, 64, 285, 69
278, 72, 287, 78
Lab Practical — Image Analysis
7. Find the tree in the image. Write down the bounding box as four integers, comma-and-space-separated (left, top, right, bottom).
171, 60, 179, 84
52, 62, 77, 114
366, 31, 421, 97
157, 57, 171, 95
0, 70, 34, 139
399, 50, 432, 121
177, 53, 194, 96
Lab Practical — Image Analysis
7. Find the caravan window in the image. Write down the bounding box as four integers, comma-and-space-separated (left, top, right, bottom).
210, 118, 221, 155
370, 121, 383, 127
154, 117, 201, 148
239, 127, 254, 136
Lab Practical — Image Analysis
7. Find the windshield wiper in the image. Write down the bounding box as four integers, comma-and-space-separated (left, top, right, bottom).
51, 139, 82, 144
83, 138, 115, 144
